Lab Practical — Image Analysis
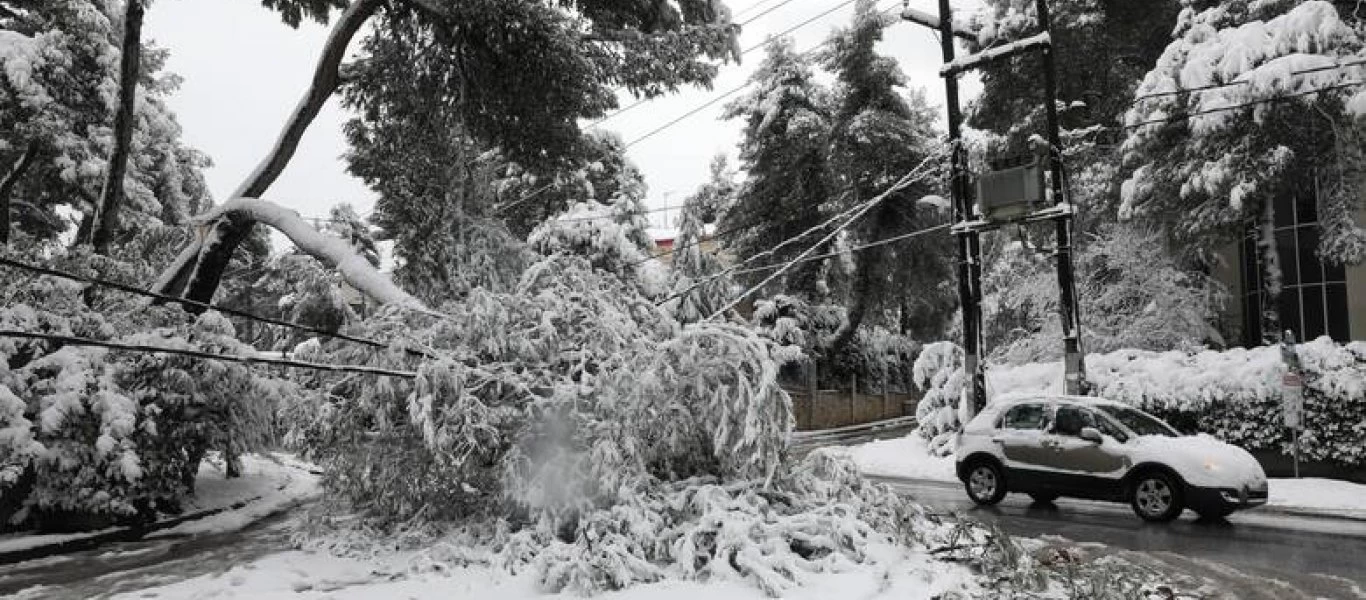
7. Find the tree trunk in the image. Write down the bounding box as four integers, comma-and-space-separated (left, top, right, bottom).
153, 0, 384, 304
90, 0, 145, 255
1257, 198, 1283, 344
828, 204, 896, 355
0, 142, 39, 245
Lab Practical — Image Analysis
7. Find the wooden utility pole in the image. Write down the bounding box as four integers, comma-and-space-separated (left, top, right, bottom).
935, 0, 987, 414
1035, 0, 1087, 394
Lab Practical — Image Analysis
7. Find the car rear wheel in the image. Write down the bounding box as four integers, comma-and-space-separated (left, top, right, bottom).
1130, 471, 1183, 522
964, 461, 1006, 506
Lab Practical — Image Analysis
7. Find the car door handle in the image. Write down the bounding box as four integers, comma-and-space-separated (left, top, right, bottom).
990, 436, 1005, 443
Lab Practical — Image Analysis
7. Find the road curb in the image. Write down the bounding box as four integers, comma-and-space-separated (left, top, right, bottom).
1254, 505, 1366, 523
0, 496, 260, 566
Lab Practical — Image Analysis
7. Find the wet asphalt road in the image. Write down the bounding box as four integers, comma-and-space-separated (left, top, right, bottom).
875, 475, 1366, 597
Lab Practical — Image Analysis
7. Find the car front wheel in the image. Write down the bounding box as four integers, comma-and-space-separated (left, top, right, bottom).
1130, 471, 1183, 522
965, 461, 1007, 506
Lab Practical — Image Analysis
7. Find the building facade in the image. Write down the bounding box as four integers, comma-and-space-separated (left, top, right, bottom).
1214, 187, 1366, 345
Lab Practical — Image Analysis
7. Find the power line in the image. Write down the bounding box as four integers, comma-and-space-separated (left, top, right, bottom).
591, 0, 876, 130
1124, 79, 1366, 130
658, 146, 946, 307
730, 222, 952, 276
738, 0, 803, 27
0, 330, 418, 379
624, 0, 878, 149
1129, 57, 1366, 104
0, 255, 428, 358
707, 162, 939, 319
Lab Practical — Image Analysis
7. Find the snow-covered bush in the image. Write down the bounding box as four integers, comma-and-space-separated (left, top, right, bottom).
912, 339, 1366, 466
980, 225, 1227, 364
912, 341, 966, 456
0, 241, 291, 529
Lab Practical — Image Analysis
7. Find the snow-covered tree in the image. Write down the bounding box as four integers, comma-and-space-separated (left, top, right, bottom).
667, 194, 729, 324
721, 37, 833, 300
822, 1, 953, 349
1121, 0, 1366, 281
157, 0, 742, 306
0, 0, 211, 245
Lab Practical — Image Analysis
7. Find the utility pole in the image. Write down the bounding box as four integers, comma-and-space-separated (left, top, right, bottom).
904, 0, 1089, 410
1035, 0, 1088, 395
935, 0, 987, 414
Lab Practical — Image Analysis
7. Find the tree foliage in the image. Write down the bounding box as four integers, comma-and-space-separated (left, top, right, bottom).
0, 0, 211, 244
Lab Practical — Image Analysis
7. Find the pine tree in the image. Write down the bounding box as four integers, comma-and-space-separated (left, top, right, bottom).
822, 0, 952, 348
721, 37, 833, 300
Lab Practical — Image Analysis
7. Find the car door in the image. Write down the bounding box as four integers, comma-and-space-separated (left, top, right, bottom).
994, 402, 1054, 492
1038, 405, 1130, 499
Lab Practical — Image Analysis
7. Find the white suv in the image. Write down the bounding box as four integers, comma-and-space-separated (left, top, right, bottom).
954, 395, 1268, 521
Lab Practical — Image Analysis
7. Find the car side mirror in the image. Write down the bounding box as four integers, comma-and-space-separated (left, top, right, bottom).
1079, 427, 1103, 444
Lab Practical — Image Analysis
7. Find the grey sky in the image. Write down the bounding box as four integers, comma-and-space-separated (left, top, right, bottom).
145, 0, 981, 236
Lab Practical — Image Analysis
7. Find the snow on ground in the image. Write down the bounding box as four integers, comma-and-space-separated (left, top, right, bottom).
831, 432, 956, 482
1268, 478, 1366, 517
841, 429, 1366, 517
0, 453, 319, 554
152, 453, 321, 537
0, 528, 119, 555
106, 539, 980, 600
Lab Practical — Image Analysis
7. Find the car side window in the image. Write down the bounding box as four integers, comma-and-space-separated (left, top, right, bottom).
1001, 403, 1049, 430
1051, 405, 1096, 437
1094, 413, 1129, 442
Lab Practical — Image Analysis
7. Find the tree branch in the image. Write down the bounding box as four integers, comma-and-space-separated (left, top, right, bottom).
0, 141, 39, 245
154, 0, 385, 303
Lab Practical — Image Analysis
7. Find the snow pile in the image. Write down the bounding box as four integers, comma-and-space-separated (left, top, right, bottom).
834, 433, 956, 482
911, 339, 1366, 465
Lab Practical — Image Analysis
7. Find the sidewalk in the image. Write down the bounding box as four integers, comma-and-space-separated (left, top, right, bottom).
830, 430, 1366, 522
0, 453, 320, 565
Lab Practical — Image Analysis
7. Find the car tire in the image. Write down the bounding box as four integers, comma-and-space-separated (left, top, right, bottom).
964, 460, 1007, 506
1130, 471, 1184, 522
1028, 493, 1058, 504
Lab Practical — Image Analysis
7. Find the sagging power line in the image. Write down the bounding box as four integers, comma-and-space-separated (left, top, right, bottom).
0, 330, 418, 379
0, 255, 432, 358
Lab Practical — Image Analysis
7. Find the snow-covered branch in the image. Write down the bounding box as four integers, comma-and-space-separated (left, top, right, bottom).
199, 198, 428, 311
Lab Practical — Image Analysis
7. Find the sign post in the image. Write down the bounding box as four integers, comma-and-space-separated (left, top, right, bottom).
1279, 331, 1303, 479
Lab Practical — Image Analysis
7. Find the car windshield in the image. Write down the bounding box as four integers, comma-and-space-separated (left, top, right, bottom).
1098, 405, 1179, 437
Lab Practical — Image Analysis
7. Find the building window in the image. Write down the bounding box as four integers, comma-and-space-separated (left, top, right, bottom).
1241, 184, 1351, 345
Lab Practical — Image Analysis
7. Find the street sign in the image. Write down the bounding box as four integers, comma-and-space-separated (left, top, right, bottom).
1282, 372, 1303, 429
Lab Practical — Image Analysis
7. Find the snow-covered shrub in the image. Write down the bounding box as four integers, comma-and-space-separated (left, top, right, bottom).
0, 241, 291, 529
911, 339, 1366, 466
912, 341, 966, 456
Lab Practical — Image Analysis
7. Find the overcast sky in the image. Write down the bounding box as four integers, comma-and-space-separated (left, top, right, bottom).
145, 0, 982, 235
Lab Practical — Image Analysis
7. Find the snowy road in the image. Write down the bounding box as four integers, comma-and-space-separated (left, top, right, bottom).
0, 511, 297, 600
875, 475, 1366, 598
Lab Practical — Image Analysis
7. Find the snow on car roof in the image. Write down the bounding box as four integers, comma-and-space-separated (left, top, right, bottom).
989, 391, 1129, 409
